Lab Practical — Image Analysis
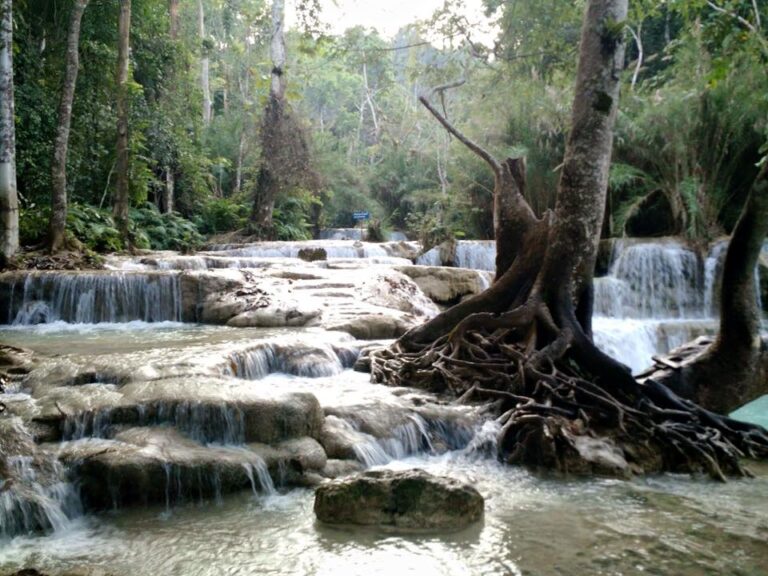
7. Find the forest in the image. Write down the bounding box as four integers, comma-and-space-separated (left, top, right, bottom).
0, 0, 765, 258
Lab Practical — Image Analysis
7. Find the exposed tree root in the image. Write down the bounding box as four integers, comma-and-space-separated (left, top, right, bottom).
370, 296, 768, 480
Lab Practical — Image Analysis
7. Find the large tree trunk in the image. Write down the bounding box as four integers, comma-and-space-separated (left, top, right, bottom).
198, 0, 211, 125
369, 0, 768, 479
113, 0, 131, 246
250, 0, 286, 236
163, 167, 175, 213
655, 164, 768, 414
50, 0, 89, 253
0, 0, 18, 262
161, 0, 180, 214
169, 0, 179, 40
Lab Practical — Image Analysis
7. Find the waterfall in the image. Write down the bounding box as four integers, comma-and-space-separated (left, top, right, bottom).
454, 241, 496, 271
591, 239, 727, 374
146, 402, 247, 445
415, 247, 442, 267
226, 341, 357, 380
4, 272, 182, 325
327, 411, 475, 467
242, 458, 275, 496
594, 240, 704, 319
415, 241, 496, 270
207, 241, 390, 259
1, 421, 82, 539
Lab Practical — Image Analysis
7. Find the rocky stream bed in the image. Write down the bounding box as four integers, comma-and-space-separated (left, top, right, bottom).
0, 238, 766, 576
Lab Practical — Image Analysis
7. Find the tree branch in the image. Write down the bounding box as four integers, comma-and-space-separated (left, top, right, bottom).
419, 82, 501, 177
706, 1, 768, 57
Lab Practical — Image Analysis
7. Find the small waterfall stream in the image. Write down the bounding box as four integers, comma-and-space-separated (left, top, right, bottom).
4, 272, 182, 325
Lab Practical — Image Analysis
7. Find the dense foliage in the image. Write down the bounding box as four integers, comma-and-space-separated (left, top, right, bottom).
9, 0, 767, 251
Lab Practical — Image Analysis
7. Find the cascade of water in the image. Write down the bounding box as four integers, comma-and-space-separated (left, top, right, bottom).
136, 402, 247, 445
63, 408, 116, 441
594, 240, 704, 319
454, 241, 496, 272
0, 422, 83, 539
330, 411, 474, 467
207, 241, 390, 260
5, 272, 183, 325
318, 228, 364, 241
415, 247, 442, 267
226, 342, 354, 380
246, 457, 276, 495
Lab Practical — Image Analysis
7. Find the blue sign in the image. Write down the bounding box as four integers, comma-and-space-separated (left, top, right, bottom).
353, 211, 370, 220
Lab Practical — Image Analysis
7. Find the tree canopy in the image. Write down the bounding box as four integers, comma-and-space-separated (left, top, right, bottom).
0, 0, 763, 253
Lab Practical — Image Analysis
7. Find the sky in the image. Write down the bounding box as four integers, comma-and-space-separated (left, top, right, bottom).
286, 0, 496, 42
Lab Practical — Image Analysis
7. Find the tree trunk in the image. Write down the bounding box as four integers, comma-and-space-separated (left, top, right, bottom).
250, 0, 286, 235
268, 0, 286, 102
164, 167, 174, 214
234, 130, 245, 195
50, 0, 89, 253
113, 0, 131, 247
370, 0, 768, 479
539, 0, 627, 340
169, 0, 179, 40
199, 0, 211, 125
0, 0, 18, 262
656, 164, 768, 414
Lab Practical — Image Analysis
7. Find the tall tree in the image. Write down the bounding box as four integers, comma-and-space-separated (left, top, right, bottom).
250, 0, 286, 235
0, 0, 18, 261
250, 0, 318, 237
50, 0, 89, 253
371, 0, 768, 478
199, 0, 212, 125
114, 0, 132, 245
169, 0, 180, 40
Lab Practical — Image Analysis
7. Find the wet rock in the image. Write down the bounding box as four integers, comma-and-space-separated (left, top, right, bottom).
319, 415, 362, 461
276, 437, 327, 473
327, 315, 410, 340
314, 469, 484, 530
321, 459, 364, 479
359, 270, 439, 318
395, 266, 490, 305
298, 247, 328, 262
227, 305, 322, 328
382, 241, 421, 261
0, 344, 35, 378
52, 428, 276, 509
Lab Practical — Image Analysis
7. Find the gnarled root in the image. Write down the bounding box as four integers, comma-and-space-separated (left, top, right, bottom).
370, 297, 768, 480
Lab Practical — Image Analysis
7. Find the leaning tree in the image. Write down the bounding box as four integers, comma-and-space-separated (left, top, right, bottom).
369, 0, 768, 479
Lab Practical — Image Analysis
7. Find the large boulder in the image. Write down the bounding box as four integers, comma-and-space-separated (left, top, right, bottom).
326, 314, 411, 340
395, 265, 490, 305
314, 469, 484, 530
298, 247, 327, 262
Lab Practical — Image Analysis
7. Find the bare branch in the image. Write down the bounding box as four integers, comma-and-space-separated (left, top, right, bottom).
627, 24, 643, 91
707, 1, 757, 33
706, 1, 768, 57
419, 82, 501, 177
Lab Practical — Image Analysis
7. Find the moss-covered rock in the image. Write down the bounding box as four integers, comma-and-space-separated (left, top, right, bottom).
314, 469, 483, 530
